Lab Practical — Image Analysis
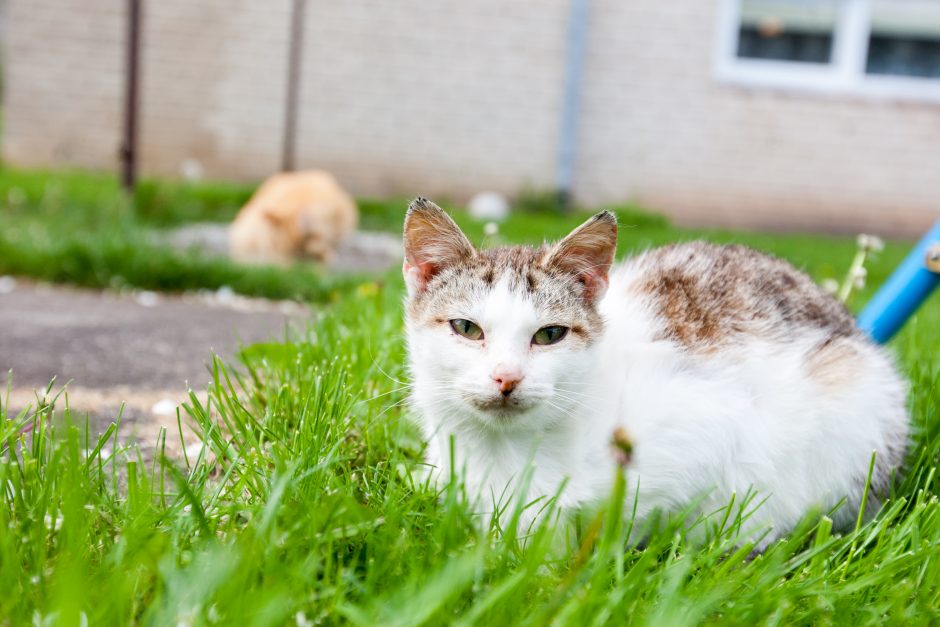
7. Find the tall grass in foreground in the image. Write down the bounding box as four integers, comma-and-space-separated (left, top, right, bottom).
2, 281, 939, 625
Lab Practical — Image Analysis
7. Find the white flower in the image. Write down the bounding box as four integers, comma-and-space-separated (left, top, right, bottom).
821, 278, 839, 295
852, 266, 868, 289
484, 222, 500, 237
857, 234, 885, 253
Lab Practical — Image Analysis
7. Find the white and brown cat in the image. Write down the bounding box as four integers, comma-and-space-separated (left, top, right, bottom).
229, 170, 357, 265
403, 198, 908, 547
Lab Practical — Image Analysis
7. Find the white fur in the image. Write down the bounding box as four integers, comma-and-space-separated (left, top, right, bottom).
407, 264, 909, 546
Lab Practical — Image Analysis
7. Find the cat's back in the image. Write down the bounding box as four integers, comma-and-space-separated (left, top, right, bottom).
600, 242, 907, 540
611, 241, 858, 351
230, 170, 357, 263
244, 170, 355, 220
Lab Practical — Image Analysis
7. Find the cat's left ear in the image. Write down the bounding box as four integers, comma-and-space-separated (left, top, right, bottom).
403, 198, 475, 295
543, 211, 618, 300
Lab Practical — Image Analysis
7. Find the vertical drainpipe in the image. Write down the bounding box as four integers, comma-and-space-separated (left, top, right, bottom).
556, 0, 590, 210
282, 0, 307, 172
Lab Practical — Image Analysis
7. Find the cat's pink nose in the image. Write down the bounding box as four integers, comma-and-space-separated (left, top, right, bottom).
491, 366, 523, 396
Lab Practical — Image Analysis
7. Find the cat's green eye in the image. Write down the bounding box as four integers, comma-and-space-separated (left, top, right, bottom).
532, 325, 569, 346
450, 319, 484, 341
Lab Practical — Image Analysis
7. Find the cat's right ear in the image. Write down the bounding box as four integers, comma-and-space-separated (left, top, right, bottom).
403, 198, 475, 295
543, 211, 618, 301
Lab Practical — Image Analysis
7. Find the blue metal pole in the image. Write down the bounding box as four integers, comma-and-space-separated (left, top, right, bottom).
857, 220, 940, 344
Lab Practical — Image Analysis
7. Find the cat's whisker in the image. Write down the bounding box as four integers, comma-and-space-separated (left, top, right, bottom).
358, 385, 414, 404
368, 359, 410, 387
541, 399, 582, 423
554, 387, 601, 401
374, 399, 413, 420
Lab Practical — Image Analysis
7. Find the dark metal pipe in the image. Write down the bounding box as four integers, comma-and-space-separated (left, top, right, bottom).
282, 0, 307, 172
121, 0, 142, 191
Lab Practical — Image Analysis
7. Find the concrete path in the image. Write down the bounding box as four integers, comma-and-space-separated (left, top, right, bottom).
0, 280, 308, 457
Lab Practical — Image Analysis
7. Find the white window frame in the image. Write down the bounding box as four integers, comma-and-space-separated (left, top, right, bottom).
714, 0, 940, 103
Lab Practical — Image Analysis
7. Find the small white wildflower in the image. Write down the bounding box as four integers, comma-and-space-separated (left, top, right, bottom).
856, 234, 884, 253
821, 278, 839, 295
483, 221, 500, 237
295, 611, 313, 627
852, 266, 868, 289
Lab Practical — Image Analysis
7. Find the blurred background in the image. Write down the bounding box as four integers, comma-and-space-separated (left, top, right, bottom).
3, 0, 939, 236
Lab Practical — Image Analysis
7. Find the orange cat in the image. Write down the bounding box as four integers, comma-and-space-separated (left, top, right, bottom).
229, 170, 358, 265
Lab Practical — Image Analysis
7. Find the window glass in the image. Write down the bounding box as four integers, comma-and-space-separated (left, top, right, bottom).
737, 0, 840, 64
867, 0, 940, 78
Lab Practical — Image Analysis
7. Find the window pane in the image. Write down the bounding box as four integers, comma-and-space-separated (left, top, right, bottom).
867, 0, 940, 79
737, 0, 839, 64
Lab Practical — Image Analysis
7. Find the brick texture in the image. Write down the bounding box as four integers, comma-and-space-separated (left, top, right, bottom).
3, 0, 939, 235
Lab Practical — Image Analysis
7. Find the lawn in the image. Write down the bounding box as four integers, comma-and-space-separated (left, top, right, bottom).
0, 167, 383, 301
1, 168, 939, 624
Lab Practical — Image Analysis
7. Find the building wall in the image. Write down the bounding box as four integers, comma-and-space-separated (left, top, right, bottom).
137, 0, 292, 180
4, 0, 124, 169
3, 0, 939, 235
3, 0, 567, 194
294, 0, 568, 199
578, 0, 940, 236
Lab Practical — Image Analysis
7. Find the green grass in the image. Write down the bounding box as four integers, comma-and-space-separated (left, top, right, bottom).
0, 167, 379, 301
1, 167, 939, 624
0, 166, 914, 305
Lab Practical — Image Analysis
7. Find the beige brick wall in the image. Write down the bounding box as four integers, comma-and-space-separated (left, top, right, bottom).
578, 0, 940, 236
3, 0, 939, 235
4, 0, 124, 169
293, 0, 568, 199
136, 0, 292, 180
